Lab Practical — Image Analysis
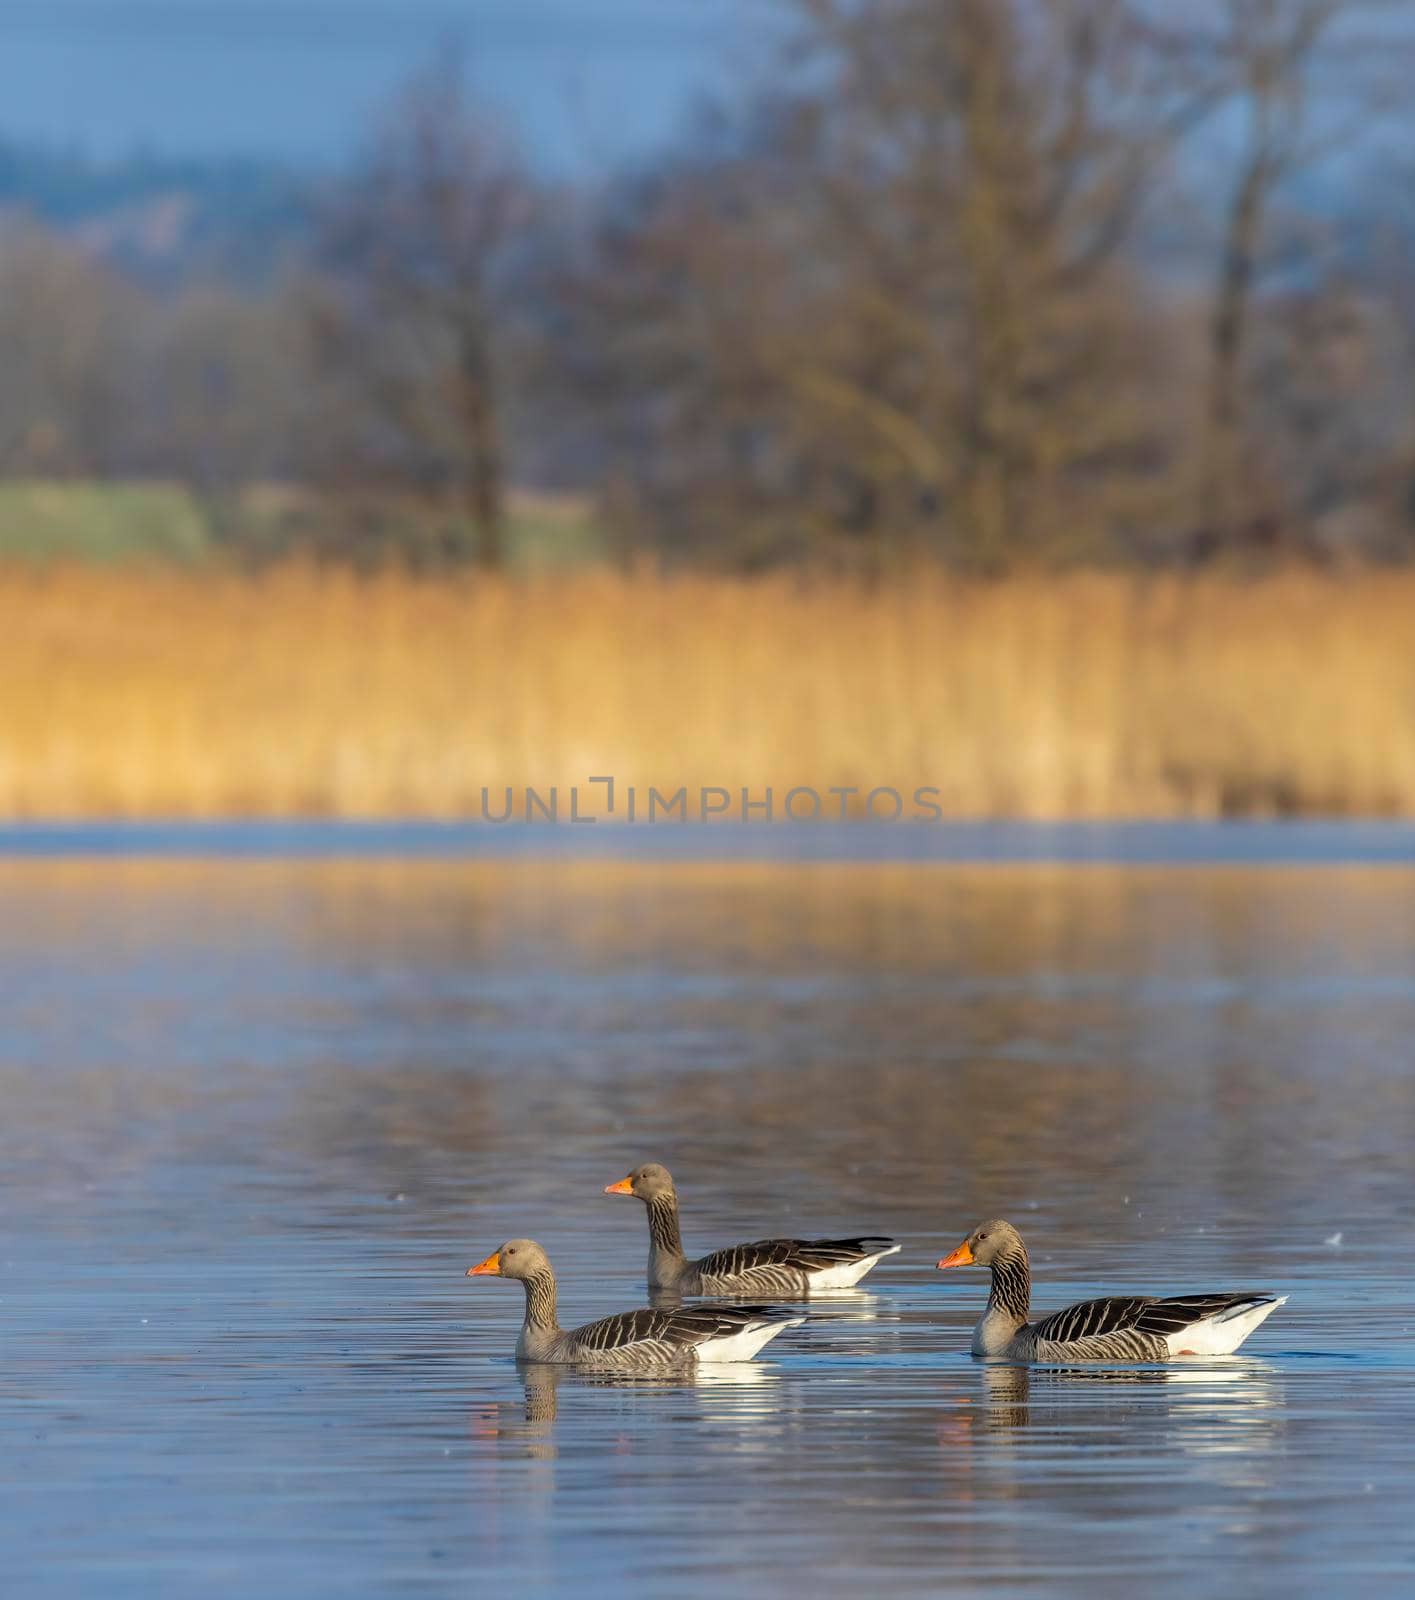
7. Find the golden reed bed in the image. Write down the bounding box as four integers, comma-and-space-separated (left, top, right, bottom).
1, 565, 1412, 818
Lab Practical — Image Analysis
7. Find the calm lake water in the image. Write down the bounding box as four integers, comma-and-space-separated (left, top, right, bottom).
3, 829, 1415, 1597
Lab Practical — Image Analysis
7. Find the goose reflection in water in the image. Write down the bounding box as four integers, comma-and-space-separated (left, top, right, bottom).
469, 1356, 781, 1449
944, 1359, 1285, 1452
647, 1284, 885, 1317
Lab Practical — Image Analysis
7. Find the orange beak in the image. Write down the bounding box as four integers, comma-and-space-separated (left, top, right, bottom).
936, 1240, 975, 1270
467, 1250, 502, 1277
604, 1177, 634, 1195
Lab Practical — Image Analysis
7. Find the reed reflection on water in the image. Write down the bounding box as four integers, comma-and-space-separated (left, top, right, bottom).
2, 853, 1414, 1597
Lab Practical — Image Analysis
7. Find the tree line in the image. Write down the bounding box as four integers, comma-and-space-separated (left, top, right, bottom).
1, 0, 1412, 571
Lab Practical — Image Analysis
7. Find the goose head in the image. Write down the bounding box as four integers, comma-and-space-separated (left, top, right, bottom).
937, 1219, 1023, 1270
467, 1238, 550, 1280
603, 1162, 676, 1204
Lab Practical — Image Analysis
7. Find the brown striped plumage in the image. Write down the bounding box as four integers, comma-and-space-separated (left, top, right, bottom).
467, 1239, 802, 1370
937, 1219, 1285, 1362
604, 1163, 899, 1296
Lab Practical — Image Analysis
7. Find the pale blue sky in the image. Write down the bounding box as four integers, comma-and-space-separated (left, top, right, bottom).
0, 0, 764, 171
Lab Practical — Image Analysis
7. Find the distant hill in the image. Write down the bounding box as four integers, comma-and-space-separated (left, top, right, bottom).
0, 140, 314, 286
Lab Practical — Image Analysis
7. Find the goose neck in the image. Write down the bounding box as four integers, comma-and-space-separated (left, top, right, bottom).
646, 1192, 686, 1260
520, 1268, 560, 1333
987, 1241, 1031, 1325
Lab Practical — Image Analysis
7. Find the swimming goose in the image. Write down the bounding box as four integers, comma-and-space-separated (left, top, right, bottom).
604, 1163, 899, 1295
937, 1219, 1286, 1361
467, 1240, 803, 1370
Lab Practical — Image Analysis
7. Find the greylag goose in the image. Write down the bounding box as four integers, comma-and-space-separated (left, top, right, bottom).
467, 1240, 803, 1370
937, 1220, 1286, 1361
604, 1163, 899, 1294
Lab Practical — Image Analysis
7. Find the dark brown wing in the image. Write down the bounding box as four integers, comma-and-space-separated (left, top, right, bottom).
1031, 1295, 1157, 1344
1133, 1293, 1280, 1337
693, 1236, 895, 1280
1035, 1291, 1278, 1344
568, 1302, 798, 1356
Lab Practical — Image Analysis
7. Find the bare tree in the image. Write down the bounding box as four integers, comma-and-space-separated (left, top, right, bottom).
136, 286, 303, 488
307, 58, 530, 567
1176, 0, 1406, 548
0, 224, 148, 476
571, 1, 1213, 569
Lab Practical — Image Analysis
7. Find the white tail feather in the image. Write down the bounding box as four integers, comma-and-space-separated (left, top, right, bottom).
696, 1316, 804, 1363
805, 1244, 901, 1290
1165, 1295, 1287, 1357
